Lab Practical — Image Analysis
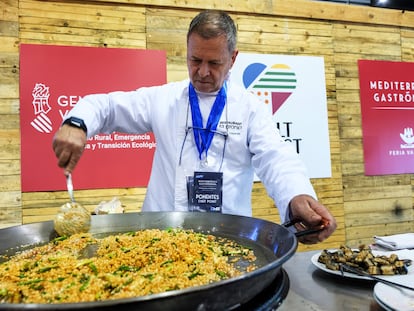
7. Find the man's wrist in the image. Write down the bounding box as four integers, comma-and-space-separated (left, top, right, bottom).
62, 117, 87, 134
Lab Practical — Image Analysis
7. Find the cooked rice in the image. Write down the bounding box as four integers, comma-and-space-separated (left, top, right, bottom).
0, 228, 257, 304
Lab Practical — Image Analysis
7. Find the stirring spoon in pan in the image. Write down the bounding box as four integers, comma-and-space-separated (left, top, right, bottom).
54, 173, 91, 236
66, 173, 75, 202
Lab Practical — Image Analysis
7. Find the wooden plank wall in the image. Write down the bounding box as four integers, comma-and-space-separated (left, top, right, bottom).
0, 0, 413, 252
0, 0, 21, 229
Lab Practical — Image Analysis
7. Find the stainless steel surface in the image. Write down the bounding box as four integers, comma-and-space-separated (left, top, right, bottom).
280, 250, 385, 311
0, 212, 297, 310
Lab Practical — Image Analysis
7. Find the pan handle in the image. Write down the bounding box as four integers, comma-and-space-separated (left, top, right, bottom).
294, 227, 324, 237
282, 219, 324, 237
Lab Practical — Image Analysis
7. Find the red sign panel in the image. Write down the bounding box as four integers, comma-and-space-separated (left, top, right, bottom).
359, 59, 414, 175
20, 44, 166, 191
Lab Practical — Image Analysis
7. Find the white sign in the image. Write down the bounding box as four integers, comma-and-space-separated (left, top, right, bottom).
231, 53, 331, 178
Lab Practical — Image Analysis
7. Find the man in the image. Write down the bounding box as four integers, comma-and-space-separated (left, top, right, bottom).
53, 10, 336, 244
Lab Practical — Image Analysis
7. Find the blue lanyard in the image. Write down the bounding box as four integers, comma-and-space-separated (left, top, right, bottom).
188, 82, 227, 159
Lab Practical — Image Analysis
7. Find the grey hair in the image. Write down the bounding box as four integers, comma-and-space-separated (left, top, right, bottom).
187, 10, 237, 53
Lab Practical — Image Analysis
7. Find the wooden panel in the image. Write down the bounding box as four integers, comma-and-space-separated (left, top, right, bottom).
88, 0, 414, 27
347, 222, 413, 247
0, 0, 20, 228
145, 8, 190, 69
19, 0, 146, 48
402, 29, 414, 61
0, 1, 18, 22
21, 188, 146, 223
332, 16, 414, 247
345, 199, 412, 227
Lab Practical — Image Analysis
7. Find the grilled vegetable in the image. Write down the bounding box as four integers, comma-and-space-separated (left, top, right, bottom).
318, 245, 409, 275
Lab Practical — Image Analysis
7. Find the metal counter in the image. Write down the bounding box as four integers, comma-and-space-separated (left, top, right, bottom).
279, 250, 385, 311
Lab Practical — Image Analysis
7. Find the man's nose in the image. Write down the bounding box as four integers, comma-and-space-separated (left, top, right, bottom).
198, 63, 210, 77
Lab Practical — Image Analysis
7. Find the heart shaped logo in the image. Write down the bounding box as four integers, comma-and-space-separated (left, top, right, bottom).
242, 63, 297, 114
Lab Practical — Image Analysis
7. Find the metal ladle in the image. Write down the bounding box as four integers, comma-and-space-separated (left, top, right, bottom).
66, 173, 75, 203
53, 174, 91, 236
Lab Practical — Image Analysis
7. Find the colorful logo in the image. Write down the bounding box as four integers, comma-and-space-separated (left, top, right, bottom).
400, 127, 414, 149
31, 83, 53, 133
242, 63, 297, 114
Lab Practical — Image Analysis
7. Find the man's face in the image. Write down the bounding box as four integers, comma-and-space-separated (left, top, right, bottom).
187, 33, 238, 93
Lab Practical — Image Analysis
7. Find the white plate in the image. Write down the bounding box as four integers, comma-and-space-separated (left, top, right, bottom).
374, 282, 414, 311
310, 249, 414, 281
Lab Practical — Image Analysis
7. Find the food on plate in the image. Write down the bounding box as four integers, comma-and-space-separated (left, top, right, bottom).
0, 228, 257, 304
317, 244, 409, 275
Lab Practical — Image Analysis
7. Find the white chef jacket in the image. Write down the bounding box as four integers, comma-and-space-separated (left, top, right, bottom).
67, 78, 316, 222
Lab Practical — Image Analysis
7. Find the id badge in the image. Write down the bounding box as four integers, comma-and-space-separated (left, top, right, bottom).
187, 171, 223, 212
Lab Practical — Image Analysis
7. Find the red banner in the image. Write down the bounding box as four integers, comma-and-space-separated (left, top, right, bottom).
20, 44, 166, 191
359, 59, 414, 175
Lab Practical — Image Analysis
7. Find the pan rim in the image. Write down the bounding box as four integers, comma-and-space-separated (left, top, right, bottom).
0, 212, 297, 309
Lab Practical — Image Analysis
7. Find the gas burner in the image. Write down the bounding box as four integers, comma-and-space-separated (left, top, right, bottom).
234, 268, 290, 311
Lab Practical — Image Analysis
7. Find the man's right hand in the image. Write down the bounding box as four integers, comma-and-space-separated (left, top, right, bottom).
52, 124, 87, 175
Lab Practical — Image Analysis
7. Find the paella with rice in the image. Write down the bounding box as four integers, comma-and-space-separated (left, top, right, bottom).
0, 228, 257, 304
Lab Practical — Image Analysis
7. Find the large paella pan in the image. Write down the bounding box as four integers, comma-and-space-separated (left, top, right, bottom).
0, 212, 297, 310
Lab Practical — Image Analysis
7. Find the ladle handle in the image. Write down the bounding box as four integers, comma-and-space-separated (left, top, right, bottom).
66, 174, 75, 202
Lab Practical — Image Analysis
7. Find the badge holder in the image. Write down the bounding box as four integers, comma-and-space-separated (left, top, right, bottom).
187, 171, 223, 212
